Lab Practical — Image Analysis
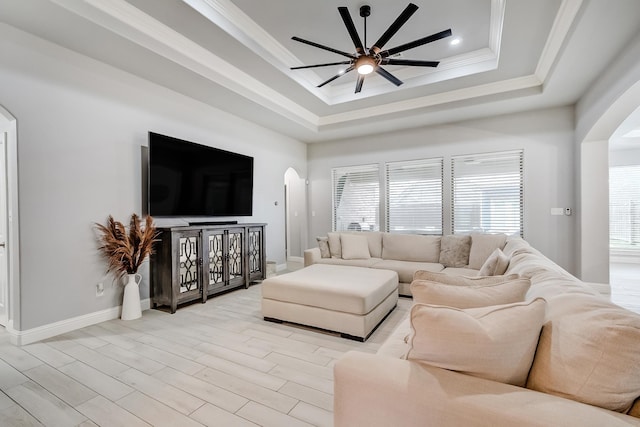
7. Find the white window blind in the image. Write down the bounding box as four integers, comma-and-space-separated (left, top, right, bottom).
386, 158, 443, 234
610, 165, 640, 250
332, 164, 380, 231
451, 150, 523, 236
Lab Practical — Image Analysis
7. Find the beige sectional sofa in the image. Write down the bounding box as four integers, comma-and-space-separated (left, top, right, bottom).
305, 231, 506, 296
333, 236, 640, 426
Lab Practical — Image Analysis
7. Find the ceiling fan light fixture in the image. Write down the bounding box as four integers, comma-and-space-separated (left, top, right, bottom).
356, 56, 376, 75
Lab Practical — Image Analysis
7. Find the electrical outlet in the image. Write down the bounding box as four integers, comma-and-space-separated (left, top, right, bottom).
96, 282, 104, 297
564, 208, 572, 216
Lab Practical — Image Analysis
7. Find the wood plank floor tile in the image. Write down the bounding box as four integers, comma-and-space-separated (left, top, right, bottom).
23, 364, 97, 407
199, 367, 297, 413
21, 342, 75, 368
0, 404, 44, 427
290, 401, 334, 427
116, 368, 205, 416
0, 343, 44, 371
194, 342, 276, 373
0, 358, 29, 389
58, 361, 134, 401
278, 382, 333, 412
152, 366, 248, 413
59, 345, 130, 377
76, 395, 150, 427
189, 403, 258, 427
265, 353, 333, 380
116, 391, 205, 427
194, 354, 286, 391
236, 401, 315, 427
268, 365, 334, 395
99, 344, 166, 375
4, 381, 87, 426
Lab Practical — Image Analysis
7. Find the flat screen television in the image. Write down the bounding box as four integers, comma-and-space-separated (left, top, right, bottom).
148, 132, 253, 217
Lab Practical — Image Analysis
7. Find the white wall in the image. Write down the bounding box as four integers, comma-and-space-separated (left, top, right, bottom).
307, 107, 577, 273
0, 24, 306, 331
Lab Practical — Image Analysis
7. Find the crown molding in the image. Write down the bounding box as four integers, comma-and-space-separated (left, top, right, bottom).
319, 74, 542, 127
535, 0, 584, 82
51, 0, 319, 130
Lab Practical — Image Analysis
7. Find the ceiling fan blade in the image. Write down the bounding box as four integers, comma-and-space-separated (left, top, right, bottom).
380, 29, 452, 57
291, 61, 352, 70
338, 7, 365, 55
375, 66, 403, 86
292, 36, 356, 59
317, 66, 355, 88
355, 74, 365, 93
371, 3, 419, 51
382, 58, 439, 67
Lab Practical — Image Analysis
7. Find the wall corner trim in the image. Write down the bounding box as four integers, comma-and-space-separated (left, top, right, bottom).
7, 299, 151, 346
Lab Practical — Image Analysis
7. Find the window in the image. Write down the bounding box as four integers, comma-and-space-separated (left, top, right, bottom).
451, 150, 523, 236
610, 165, 640, 250
332, 164, 380, 231
386, 158, 443, 234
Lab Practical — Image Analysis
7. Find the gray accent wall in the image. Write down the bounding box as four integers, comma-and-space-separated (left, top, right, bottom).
0, 24, 306, 331
307, 107, 577, 274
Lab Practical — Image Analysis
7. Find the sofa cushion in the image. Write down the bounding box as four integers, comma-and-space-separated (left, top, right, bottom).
327, 232, 342, 258
468, 233, 507, 269
527, 294, 640, 413
341, 234, 371, 260
478, 248, 510, 276
407, 298, 546, 387
441, 267, 480, 276
372, 260, 444, 283
410, 277, 531, 308
316, 236, 330, 258
382, 233, 441, 263
316, 257, 382, 268
413, 270, 519, 285
502, 236, 532, 257
438, 235, 471, 267
344, 231, 383, 258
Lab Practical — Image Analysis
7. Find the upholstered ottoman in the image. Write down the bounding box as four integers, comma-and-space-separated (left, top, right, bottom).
261, 264, 399, 341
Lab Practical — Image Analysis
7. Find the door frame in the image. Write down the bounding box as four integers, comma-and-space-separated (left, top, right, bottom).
0, 105, 21, 336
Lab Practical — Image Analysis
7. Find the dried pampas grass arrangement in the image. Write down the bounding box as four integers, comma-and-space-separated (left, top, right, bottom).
96, 214, 159, 279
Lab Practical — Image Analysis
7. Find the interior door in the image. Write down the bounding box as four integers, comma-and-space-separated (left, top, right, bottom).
0, 132, 8, 326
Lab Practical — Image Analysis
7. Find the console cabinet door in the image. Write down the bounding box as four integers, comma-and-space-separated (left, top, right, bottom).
203, 229, 225, 295
174, 230, 204, 310
226, 227, 246, 290
247, 226, 265, 283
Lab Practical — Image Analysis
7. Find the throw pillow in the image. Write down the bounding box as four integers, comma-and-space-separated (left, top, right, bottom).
413, 270, 519, 285
316, 236, 330, 258
527, 294, 640, 413
410, 277, 531, 308
478, 248, 510, 276
439, 235, 472, 267
327, 232, 342, 258
468, 233, 507, 269
340, 234, 371, 260
407, 298, 546, 387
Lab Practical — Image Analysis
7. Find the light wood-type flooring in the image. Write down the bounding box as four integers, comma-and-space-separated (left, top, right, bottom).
0, 277, 411, 426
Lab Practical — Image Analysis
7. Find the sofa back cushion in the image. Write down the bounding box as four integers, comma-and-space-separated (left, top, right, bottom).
527, 293, 640, 413
439, 235, 471, 267
382, 233, 441, 262
410, 277, 531, 309
468, 233, 507, 269
407, 298, 546, 387
340, 234, 371, 260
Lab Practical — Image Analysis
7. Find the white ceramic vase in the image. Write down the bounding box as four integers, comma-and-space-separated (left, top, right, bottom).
121, 273, 142, 320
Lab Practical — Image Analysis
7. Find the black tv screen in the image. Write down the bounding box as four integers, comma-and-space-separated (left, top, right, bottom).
148, 132, 253, 217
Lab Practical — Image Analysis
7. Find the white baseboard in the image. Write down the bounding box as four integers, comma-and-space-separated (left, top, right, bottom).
287, 256, 304, 263
8, 299, 151, 346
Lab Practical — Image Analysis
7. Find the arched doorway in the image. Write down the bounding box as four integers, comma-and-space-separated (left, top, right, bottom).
0, 105, 20, 333
284, 167, 307, 263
